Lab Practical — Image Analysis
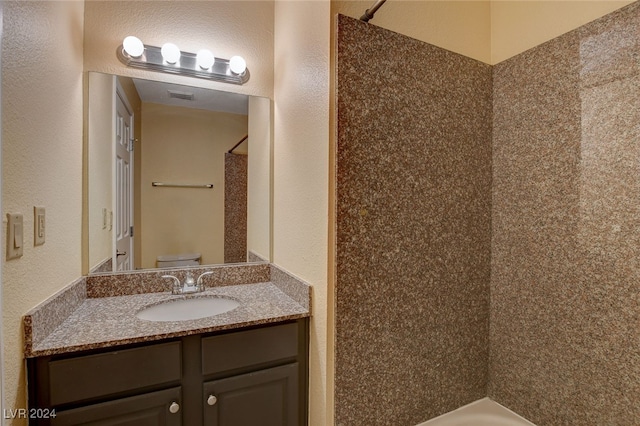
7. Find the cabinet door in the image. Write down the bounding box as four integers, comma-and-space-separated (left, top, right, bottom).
203, 363, 298, 426
51, 387, 182, 426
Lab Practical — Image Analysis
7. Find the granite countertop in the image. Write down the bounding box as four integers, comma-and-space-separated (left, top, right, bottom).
24, 264, 311, 358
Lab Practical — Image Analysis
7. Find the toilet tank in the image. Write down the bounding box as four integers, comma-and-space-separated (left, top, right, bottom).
156, 253, 201, 268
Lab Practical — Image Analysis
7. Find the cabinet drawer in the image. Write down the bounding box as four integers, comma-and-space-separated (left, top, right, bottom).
52, 386, 181, 426
48, 341, 181, 406
202, 323, 298, 375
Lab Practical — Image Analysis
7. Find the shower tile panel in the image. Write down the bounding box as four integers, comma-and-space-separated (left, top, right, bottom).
490, 2, 640, 424
224, 153, 248, 263
335, 15, 492, 425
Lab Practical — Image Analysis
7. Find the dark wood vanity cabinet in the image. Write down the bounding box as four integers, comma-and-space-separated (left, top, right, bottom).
27, 319, 308, 426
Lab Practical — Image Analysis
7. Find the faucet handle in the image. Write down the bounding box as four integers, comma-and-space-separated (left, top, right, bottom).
162, 275, 181, 293
184, 272, 195, 285
196, 271, 214, 288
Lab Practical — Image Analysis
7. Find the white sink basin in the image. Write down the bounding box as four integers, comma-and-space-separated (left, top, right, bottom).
136, 297, 240, 322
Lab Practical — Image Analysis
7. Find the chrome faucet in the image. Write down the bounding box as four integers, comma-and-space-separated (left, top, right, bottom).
163, 271, 214, 295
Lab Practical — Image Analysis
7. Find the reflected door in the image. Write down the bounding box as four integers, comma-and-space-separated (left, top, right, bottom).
114, 88, 134, 271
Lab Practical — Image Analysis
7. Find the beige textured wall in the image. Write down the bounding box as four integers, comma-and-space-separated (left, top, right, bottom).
273, 1, 331, 424
2, 1, 84, 421
247, 96, 272, 262
140, 103, 247, 268
491, 1, 633, 64
84, 1, 274, 99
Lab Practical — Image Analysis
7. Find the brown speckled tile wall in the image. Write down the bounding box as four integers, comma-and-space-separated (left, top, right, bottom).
335, 15, 492, 425
224, 152, 248, 263
490, 2, 640, 424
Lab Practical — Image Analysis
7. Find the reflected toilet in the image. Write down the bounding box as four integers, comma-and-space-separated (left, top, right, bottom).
156, 253, 201, 268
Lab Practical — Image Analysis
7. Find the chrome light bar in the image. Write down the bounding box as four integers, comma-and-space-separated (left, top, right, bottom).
116, 43, 250, 85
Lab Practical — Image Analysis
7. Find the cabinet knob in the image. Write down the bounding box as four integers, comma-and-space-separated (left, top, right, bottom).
169, 402, 180, 414
207, 395, 218, 406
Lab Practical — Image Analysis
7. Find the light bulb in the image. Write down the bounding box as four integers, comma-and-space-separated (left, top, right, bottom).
196, 49, 215, 70
229, 56, 247, 75
161, 43, 181, 64
122, 36, 144, 58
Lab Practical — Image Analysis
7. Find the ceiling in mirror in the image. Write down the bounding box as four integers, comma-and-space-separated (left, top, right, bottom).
132, 79, 249, 115
86, 72, 272, 275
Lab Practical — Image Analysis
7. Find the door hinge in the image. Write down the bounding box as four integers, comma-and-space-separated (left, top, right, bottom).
130, 226, 134, 237
129, 138, 136, 152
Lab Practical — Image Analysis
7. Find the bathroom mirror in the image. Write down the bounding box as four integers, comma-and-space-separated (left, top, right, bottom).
86, 72, 272, 274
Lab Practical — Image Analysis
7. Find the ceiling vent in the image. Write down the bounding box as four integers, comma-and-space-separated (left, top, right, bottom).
167, 90, 195, 101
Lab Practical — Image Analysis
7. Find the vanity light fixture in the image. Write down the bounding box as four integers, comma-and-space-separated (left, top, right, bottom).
122, 36, 144, 58
117, 36, 250, 85
160, 43, 181, 64
196, 49, 216, 70
229, 56, 247, 75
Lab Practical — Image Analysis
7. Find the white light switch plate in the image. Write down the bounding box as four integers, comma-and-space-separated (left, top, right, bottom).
6, 213, 23, 260
34, 206, 45, 246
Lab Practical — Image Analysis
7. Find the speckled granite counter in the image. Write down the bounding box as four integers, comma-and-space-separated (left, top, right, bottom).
24, 263, 311, 358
